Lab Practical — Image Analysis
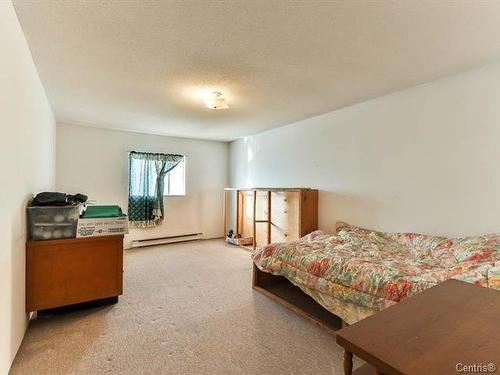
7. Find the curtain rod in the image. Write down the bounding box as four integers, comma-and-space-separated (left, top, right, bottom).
129, 151, 184, 157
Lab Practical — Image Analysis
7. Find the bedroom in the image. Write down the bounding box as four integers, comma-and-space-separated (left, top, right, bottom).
1, 0, 500, 374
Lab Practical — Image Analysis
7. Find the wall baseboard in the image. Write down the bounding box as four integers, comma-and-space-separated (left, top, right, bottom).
129, 233, 203, 248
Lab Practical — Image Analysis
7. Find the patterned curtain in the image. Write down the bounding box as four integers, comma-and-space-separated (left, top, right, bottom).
128, 151, 184, 228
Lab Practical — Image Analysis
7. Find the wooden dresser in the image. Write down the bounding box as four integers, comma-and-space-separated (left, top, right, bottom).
26, 235, 124, 313
223, 188, 318, 250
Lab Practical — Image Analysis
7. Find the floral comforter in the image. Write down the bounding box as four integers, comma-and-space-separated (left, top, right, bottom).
252, 222, 500, 323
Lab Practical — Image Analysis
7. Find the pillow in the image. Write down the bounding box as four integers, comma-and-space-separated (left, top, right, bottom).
336, 221, 443, 250
335, 221, 375, 236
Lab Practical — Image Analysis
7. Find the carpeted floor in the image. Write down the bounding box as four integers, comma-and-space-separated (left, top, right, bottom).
10, 239, 359, 374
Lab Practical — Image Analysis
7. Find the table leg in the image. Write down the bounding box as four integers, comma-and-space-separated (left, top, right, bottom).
343, 349, 353, 375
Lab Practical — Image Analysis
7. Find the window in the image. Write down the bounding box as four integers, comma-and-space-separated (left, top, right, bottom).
164, 157, 185, 196
128, 154, 185, 197
128, 151, 184, 227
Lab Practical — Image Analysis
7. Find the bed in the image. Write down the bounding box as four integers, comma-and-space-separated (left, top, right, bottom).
252, 222, 500, 327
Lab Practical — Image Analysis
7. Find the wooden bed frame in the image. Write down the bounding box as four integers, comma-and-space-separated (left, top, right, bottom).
252, 263, 344, 333
252, 263, 377, 375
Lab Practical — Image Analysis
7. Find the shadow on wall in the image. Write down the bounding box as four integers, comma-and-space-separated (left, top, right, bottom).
317, 190, 384, 234
9, 194, 32, 367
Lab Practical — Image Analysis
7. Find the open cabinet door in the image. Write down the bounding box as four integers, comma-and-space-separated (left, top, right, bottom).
237, 190, 255, 249
254, 191, 270, 249
223, 189, 238, 238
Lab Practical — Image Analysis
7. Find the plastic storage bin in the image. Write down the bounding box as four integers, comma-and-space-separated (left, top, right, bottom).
27, 204, 81, 241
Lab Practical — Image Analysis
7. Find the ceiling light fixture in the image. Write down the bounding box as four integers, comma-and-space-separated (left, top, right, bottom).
204, 91, 228, 110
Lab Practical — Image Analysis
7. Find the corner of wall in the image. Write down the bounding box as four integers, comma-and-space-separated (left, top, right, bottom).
0, 1, 56, 374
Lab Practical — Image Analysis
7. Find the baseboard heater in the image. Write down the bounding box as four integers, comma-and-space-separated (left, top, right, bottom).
130, 233, 203, 248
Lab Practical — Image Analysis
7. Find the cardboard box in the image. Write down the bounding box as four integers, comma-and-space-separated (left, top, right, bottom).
76, 216, 129, 238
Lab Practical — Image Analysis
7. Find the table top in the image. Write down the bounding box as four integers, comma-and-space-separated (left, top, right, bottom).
336, 280, 500, 375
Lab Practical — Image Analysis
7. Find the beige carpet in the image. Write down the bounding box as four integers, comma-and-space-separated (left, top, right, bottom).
10, 239, 359, 374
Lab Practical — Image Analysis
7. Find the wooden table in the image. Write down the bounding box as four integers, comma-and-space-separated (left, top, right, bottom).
336, 280, 500, 375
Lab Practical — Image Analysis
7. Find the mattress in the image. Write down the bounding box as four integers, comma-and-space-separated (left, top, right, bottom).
252, 223, 500, 324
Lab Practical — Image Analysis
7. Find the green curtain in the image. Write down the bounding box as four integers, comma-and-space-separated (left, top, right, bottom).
128, 151, 183, 228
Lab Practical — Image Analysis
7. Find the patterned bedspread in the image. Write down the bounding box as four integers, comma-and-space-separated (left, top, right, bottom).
252, 222, 500, 323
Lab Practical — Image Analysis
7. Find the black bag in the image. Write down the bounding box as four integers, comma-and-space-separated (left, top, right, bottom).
31, 192, 88, 206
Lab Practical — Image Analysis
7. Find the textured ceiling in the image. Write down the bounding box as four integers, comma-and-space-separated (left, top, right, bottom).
13, 0, 500, 141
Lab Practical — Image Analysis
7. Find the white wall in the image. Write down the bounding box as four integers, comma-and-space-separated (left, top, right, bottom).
56, 124, 228, 246
230, 62, 500, 237
0, 2, 56, 374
